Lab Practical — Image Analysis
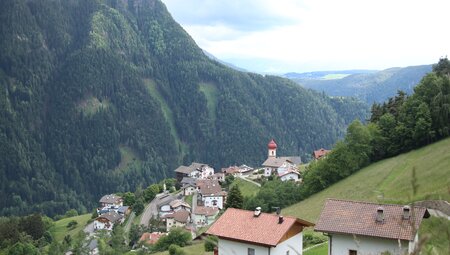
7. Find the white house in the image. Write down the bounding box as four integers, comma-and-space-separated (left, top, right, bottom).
192, 206, 219, 226
170, 199, 191, 212
175, 162, 214, 182
164, 209, 191, 231
209, 172, 225, 182
278, 170, 301, 182
206, 207, 313, 255
315, 199, 430, 255
181, 177, 197, 196
94, 211, 123, 231
99, 194, 123, 209
197, 180, 227, 209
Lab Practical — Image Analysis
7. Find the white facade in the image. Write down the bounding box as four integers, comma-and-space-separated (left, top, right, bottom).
93, 218, 123, 231
93, 220, 113, 231
264, 167, 274, 177
329, 233, 413, 255
218, 232, 303, 255
192, 213, 216, 226
203, 195, 224, 209
188, 170, 200, 178
280, 172, 299, 182
200, 166, 214, 179
166, 217, 189, 231
184, 186, 196, 196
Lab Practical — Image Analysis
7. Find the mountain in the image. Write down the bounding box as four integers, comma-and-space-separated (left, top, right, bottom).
288, 65, 432, 104
283, 70, 377, 80
0, 0, 368, 216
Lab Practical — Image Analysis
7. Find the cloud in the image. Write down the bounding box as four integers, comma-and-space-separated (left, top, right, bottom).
162, 0, 303, 31
162, 0, 450, 73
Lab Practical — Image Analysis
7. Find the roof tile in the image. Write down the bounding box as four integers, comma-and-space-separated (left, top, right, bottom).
206, 208, 313, 247
314, 199, 429, 241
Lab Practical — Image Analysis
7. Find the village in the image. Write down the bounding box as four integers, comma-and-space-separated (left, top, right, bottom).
84, 140, 334, 252
86, 139, 440, 255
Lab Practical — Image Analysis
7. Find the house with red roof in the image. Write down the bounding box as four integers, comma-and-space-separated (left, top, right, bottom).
139, 232, 166, 246
206, 207, 313, 255
314, 199, 430, 255
312, 148, 331, 160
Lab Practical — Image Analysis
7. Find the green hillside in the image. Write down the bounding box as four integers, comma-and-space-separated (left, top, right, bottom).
230, 178, 260, 198
50, 214, 91, 242
283, 137, 450, 223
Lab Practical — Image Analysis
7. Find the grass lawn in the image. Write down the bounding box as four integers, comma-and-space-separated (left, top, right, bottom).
50, 214, 91, 242
152, 241, 213, 255
419, 216, 450, 254
283, 137, 450, 223
133, 211, 143, 226
304, 242, 328, 255
185, 194, 193, 207
230, 178, 260, 198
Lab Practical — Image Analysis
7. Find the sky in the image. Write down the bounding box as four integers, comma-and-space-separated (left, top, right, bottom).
161, 0, 450, 74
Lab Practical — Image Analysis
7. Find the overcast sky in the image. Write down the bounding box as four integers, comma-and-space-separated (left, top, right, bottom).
161, 0, 450, 74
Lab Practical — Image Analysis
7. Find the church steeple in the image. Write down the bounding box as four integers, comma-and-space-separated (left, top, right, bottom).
268, 139, 277, 158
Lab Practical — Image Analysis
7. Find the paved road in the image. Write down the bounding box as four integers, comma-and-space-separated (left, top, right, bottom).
192, 192, 198, 213
84, 222, 94, 236
139, 192, 180, 226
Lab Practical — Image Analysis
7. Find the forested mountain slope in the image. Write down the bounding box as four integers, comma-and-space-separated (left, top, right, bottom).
290, 65, 432, 103
0, 0, 367, 216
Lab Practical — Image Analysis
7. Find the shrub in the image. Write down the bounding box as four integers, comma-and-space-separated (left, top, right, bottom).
168, 244, 185, 255
204, 235, 218, 252
66, 220, 78, 229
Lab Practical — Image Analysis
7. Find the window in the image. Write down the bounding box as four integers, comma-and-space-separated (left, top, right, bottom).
349, 250, 357, 255
212, 200, 218, 206
248, 248, 255, 255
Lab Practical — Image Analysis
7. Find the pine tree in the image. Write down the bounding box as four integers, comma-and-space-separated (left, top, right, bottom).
225, 185, 243, 209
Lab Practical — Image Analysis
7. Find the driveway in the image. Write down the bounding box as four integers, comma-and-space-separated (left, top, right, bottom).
84, 222, 94, 236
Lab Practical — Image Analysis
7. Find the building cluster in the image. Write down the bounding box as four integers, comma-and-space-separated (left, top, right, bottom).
94, 194, 130, 231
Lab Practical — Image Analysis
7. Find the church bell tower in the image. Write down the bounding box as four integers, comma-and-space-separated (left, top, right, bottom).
268, 139, 277, 158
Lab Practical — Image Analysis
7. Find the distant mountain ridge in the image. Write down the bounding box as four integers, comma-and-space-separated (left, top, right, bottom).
287, 65, 432, 103
283, 69, 377, 80
202, 50, 248, 72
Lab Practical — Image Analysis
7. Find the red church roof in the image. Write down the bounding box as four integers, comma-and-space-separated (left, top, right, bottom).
268, 139, 277, 149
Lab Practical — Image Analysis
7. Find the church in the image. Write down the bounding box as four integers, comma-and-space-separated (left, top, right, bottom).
261, 139, 302, 181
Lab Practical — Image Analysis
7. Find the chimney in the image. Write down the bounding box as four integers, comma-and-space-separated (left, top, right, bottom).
376, 206, 384, 223
278, 215, 284, 224
254, 207, 261, 217
403, 206, 411, 220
